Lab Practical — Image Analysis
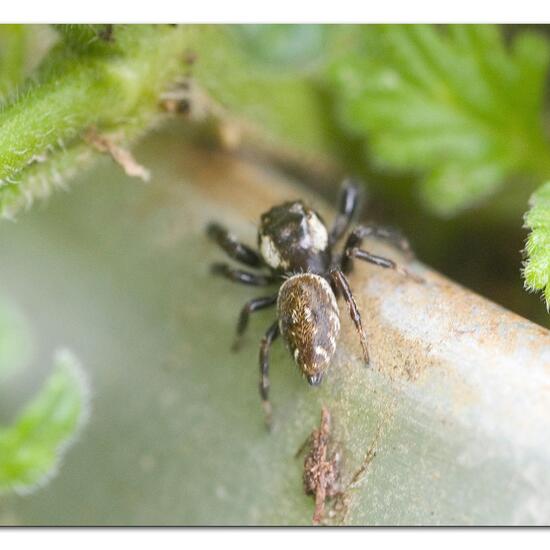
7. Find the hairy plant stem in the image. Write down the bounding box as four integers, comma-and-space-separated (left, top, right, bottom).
0, 25, 192, 218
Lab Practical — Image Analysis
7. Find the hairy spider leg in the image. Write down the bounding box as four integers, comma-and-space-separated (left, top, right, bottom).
359, 225, 413, 257
328, 179, 362, 246
330, 269, 370, 366
210, 263, 275, 286
207, 222, 263, 267
341, 224, 418, 278
344, 248, 423, 283
233, 294, 278, 351
259, 321, 280, 430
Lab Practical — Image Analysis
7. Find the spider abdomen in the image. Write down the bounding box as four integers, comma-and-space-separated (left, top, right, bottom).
277, 273, 341, 385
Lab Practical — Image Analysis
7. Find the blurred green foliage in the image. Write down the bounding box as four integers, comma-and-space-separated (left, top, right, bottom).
232, 25, 329, 70
0, 349, 89, 495
189, 25, 347, 155
328, 25, 550, 216
0, 25, 27, 97
0, 295, 88, 496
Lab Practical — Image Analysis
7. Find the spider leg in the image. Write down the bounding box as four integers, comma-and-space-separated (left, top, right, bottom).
330, 269, 370, 366
348, 224, 413, 257
342, 225, 421, 282
211, 263, 275, 286
328, 179, 362, 246
233, 294, 278, 351
207, 222, 263, 268
344, 248, 423, 283
341, 224, 413, 273
259, 320, 280, 430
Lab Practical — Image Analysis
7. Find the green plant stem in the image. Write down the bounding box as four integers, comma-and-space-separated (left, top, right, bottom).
0, 25, 191, 216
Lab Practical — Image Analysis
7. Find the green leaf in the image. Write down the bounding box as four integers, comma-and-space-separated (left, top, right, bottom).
523, 181, 550, 309
0, 349, 90, 495
0, 295, 33, 380
329, 25, 550, 216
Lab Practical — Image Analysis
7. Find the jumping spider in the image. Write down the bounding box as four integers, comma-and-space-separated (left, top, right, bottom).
207, 180, 419, 427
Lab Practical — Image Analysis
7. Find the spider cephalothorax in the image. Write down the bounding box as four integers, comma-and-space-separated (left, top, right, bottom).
258, 201, 331, 274
207, 180, 418, 428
